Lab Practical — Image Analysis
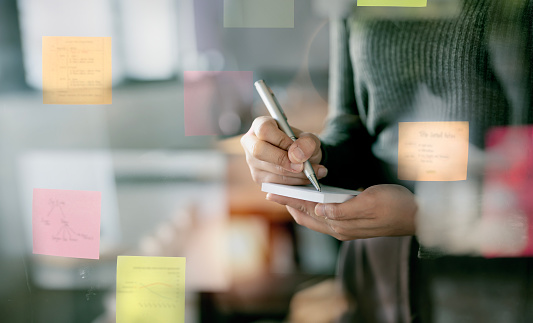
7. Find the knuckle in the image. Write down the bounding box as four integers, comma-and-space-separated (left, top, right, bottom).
274, 164, 286, 175
256, 119, 274, 140
276, 152, 289, 167
239, 133, 249, 147
250, 170, 261, 183
326, 205, 342, 219
327, 223, 347, 241
276, 136, 289, 151
251, 140, 264, 160
297, 204, 308, 215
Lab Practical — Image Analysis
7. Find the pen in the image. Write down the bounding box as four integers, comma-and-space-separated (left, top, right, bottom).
254, 79, 322, 192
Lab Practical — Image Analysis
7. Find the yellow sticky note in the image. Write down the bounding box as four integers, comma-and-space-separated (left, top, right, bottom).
116, 256, 186, 323
398, 121, 469, 181
358, 0, 427, 7
42, 36, 112, 105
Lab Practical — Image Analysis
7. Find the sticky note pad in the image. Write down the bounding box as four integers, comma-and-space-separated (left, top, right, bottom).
224, 0, 294, 28
398, 121, 469, 181
482, 126, 533, 257
262, 183, 360, 203
358, 0, 427, 6
32, 188, 101, 259
42, 36, 112, 105
184, 71, 253, 136
116, 256, 186, 323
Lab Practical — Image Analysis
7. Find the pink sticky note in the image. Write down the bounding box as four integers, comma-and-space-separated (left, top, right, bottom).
32, 188, 101, 259
482, 126, 533, 257
184, 71, 253, 136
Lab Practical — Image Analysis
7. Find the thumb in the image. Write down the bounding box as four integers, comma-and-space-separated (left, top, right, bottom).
315, 203, 346, 220
288, 133, 322, 164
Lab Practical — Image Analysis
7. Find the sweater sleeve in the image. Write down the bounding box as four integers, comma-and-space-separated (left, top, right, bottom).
320, 19, 384, 190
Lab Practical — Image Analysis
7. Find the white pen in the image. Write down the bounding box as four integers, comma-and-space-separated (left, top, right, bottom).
254, 79, 322, 192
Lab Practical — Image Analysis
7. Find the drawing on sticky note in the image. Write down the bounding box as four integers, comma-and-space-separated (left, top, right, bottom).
32, 188, 101, 259
116, 256, 186, 323
42, 36, 112, 105
43, 198, 94, 242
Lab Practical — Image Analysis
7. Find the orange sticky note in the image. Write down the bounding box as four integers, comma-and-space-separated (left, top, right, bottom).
32, 188, 101, 259
116, 256, 186, 323
398, 121, 469, 181
42, 36, 112, 105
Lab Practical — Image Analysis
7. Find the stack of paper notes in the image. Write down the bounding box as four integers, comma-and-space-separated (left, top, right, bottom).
262, 183, 360, 203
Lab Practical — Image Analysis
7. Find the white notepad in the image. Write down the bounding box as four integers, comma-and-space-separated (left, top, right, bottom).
262, 183, 360, 203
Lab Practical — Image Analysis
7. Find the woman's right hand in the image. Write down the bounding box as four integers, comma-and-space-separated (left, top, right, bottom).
240, 116, 328, 185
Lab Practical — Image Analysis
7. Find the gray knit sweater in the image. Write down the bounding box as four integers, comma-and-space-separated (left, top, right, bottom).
321, 0, 532, 189
319, 1, 532, 322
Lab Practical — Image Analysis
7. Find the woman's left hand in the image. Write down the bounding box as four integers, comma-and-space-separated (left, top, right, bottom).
266, 184, 417, 241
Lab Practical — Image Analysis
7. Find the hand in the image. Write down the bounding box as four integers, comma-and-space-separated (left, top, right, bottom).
267, 184, 417, 240
240, 116, 328, 185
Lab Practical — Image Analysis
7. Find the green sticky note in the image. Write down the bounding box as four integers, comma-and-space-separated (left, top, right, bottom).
358, 0, 427, 7
116, 256, 186, 323
224, 0, 294, 28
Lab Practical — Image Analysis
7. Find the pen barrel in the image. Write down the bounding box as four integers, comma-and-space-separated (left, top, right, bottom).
254, 80, 297, 138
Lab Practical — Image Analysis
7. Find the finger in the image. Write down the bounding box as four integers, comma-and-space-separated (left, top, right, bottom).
324, 217, 380, 240
266, 193, 319, 215
243, 136, 328, 179
286, 206, 355, 240
315, 196, 374, 221
255, 170, 312, 185
252, 116, 295, 150
247, 158, 310, 179
288, 133, 322, 164
241, 131, 299, 172
253, 166, 326, 185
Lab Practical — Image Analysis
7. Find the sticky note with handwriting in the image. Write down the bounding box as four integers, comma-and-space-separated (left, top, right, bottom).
32, 188, 101, 259
116, 256, 186, 323
358, 0, 427, 6
398, 121, 469, 181
262, 183, 360, 203
42, 36, 112, 105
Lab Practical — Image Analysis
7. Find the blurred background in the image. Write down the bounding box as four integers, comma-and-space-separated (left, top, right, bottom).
0, 0, 344, 322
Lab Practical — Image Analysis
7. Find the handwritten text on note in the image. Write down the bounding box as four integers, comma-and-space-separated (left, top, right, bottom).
42, 36, 112, 105
32, 188, 101, 259
398, 121, 469, 181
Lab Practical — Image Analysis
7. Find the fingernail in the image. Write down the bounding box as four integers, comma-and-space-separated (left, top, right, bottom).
315, 204, 326, 217
292, 147, 305, 162
318, 167, 328, 178
290, 163, 303, 172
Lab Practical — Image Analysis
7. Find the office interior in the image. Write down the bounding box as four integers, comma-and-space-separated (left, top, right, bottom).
1, 0, 532, 322
0, 1, 338, 322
